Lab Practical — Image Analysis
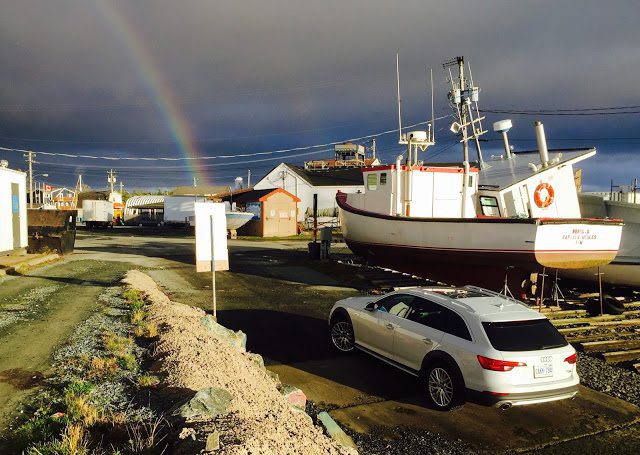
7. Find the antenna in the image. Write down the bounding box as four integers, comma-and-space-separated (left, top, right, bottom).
396, 53, 403, 143
430, 68, 435, 142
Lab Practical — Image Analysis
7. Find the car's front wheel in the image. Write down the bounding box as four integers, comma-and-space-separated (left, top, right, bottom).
425, 361, 464, 411
330, 316, 355, 353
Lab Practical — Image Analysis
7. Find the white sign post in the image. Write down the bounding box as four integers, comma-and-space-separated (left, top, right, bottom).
195, 202, 229, 320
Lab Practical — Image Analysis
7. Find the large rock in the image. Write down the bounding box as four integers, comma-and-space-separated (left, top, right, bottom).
174, 387, 233, 419
200, 315, 247, 352
281, 385, 307, 410
317, 411, 358, 452
205, 431, 220, 452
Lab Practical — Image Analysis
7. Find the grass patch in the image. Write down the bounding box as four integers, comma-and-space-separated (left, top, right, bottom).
144, 322, 158, 338
117, 353, 138, 371
86, 356, 119, 380
102, 332, 133, 357
136, 375, 160, 388
63, 381, 101, 426
27, 423, 89, 455
130, 308, 146, 326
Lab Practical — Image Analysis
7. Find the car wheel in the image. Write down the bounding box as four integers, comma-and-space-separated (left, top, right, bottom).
330, 316, 355, 353
425, 361, 464, 411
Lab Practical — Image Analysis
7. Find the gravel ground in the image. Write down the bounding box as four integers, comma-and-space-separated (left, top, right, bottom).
305, 401, 476, 455
0, 285, 59, 331
577, 352, 640, 407
50, 286, 152, 420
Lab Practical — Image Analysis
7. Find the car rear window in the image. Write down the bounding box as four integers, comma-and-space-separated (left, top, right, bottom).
481, 319, 568, 351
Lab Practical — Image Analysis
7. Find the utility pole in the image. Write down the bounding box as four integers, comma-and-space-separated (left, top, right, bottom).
24, 151, 34, 208
119, 181, 124, 194
107, 169, 116, 195
193, 177, 197, 187
247, 169, 251, 188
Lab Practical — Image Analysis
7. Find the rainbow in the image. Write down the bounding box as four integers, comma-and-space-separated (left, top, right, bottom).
91, 1, 210, 185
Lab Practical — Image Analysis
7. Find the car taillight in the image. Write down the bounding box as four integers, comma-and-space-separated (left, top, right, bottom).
477, 355, 526, 372
564, 353, 577, 364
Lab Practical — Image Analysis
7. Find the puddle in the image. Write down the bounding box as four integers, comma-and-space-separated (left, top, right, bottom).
0, 368, 46, 390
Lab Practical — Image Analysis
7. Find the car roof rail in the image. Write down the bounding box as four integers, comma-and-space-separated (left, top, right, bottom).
416, 288, 477, 313
462, 285, 529, 308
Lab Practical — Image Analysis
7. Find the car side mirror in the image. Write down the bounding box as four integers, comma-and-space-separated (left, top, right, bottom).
365, 302, 377, 312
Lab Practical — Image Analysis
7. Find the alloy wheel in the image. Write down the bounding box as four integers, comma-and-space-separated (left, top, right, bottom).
428, 367, 454, 408
331, 321, 354, 352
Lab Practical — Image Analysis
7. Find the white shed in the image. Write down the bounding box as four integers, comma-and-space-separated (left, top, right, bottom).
253, 163, 365, 223
0, 164, 28, 253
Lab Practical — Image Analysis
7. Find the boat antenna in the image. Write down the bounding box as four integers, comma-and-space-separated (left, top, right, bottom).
396, 53, 404, 143
467, 62, 486, 167
430, 68, 435, 143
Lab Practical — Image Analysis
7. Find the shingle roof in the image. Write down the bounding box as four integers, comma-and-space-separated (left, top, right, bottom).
285, 164, 364, 186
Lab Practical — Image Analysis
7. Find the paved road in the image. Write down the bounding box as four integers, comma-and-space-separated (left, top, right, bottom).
0, 228, 639, 453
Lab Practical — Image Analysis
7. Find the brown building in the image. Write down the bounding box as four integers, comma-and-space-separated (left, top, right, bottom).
224, 188, 300, 237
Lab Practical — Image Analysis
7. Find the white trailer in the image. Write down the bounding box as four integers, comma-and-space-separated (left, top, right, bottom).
164, 196, 205, 226
82, 200, 114, 228
0, 164, 28, 253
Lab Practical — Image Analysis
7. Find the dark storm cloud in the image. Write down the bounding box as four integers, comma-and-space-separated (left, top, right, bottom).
1, 0, 639, 188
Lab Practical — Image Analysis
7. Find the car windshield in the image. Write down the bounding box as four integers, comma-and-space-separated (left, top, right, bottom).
481, 319, 568, 351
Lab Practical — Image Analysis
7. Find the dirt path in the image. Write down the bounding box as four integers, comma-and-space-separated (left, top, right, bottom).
0, 260, 134, 432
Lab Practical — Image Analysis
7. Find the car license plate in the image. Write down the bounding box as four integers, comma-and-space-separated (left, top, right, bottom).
534, 364, 553, 378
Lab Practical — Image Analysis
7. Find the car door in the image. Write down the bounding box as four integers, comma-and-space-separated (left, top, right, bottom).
393, 297, 445, 371
353, 293, 414, 359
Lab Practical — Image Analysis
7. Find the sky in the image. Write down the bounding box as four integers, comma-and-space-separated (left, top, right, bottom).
1, 0, 639, 191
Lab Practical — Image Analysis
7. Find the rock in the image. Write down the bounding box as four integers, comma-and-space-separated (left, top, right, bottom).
174, 387, 233, 419
266, 370, 281, 387
205, 431, 220, 451
281, 385, 307, 410
317, 411, 358, 452
178, 427, 196, 440
200, 315, 247, 352
247, 352, 265, 370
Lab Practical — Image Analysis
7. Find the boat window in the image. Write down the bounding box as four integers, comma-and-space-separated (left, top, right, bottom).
375, 294, 414, 318
367, 173, 378, 190
380, 173, 387, 185
479, 196, 500, 216
468, 175, 473, 187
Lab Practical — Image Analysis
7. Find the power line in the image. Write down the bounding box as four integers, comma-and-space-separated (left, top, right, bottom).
0, 116, 452, 162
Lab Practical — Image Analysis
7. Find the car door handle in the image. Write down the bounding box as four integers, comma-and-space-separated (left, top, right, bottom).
385, 323, 395, 330
422, 338, 433, 345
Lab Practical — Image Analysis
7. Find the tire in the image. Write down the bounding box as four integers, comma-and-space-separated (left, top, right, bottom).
424, 360, 464, 411
586, 295, 625, 316
329, 315, 355, 353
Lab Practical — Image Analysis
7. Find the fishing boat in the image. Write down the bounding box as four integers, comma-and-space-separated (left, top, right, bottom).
337, 56, 623, 291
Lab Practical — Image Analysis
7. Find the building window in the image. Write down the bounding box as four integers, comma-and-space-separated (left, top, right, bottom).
479, 196, 500, 217
380, 173, 387, 185
367, 173, 378, 190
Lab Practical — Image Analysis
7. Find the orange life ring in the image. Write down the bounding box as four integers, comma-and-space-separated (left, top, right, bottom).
534, 183, 555, 208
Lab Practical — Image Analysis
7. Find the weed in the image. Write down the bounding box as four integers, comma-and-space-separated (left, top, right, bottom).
63, 382, 101, 426
27, 423, 89, 455
86, 356, 119, 380
126, 416, 169, 454
130, 309, 146, 326
102, 332, 133, 357
122, 289, 142, 303
117, 353, 138, 371
136, 375, 160, 388
144, 322, 158, 338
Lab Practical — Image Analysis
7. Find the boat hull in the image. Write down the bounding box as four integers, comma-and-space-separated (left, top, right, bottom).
337, 193, 622, 289
225, 211, 254, 231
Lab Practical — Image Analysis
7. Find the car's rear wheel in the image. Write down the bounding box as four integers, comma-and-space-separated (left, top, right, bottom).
425, 361, 464, 411
330, 317, 355, 353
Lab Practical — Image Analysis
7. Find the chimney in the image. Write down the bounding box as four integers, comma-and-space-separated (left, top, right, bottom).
535, 121, 549, 167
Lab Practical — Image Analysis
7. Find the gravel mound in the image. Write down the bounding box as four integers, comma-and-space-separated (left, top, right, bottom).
577, 353, 640, 407
124, 270, 353, 455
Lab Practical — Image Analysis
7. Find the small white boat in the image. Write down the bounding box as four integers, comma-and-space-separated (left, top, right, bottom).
225, 211, 254, 231
338, 56, 623, 291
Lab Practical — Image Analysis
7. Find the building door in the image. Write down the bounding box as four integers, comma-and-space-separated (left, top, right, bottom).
11, 183, 21, 249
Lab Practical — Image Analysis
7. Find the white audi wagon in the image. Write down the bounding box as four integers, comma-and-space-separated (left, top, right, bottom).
329, 286, 579, 410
